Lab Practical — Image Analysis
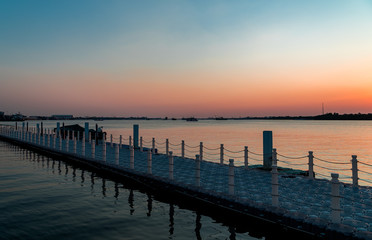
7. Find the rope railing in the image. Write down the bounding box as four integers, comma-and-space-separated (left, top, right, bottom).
314, 164, 351, 172
185, 144, 199, 148
313, 156, 350, 165
247, 150, 263, 156
277, 153, 308, 159
359, 161, 372, 167
278, 159, 308, 166
225, 148, 245, 154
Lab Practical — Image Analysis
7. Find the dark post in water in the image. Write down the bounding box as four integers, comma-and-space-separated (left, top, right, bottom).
263, 131, 273, 169
133, 124, 139, 149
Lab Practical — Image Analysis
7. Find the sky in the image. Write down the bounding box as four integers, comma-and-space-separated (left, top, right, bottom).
1, 0, 372, 117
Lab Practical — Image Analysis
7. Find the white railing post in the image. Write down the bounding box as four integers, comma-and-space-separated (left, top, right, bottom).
66, 131, 69, 152
59, 133, 62, 151
352, 155, 358, 187
140, 137, 143, 152
152, 138, 155, 154
73, 134, 77, 154
166, 139, 169, 156
147, 150, 152, 174
110, 134, 113, 147
130, 146, 134, 169
308, 151, 314, 179
82, 133, 85, 156
272, 148, 277, 167
271, 163, 279, 207
119, 135, 122, 149
115, 143, 119, 165
91, 140, 95, 159
199, 142, 203, 161
129, 136, 132, 147
45, 133, 49, 147
102, 138, 106, 162
169, 151, 174, 180
229, 159, 235, 195
53, 133, 56, 149
181, 140, 185, 158
195, 155, 201, 187
331, 173, 341, 224
244, 146, 248, 169
220, 144, 224, 165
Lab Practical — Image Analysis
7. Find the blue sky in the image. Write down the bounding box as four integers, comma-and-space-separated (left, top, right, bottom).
1, 0, 372, 116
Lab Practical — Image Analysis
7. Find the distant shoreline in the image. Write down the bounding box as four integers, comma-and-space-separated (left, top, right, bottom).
1, 113, 372, 121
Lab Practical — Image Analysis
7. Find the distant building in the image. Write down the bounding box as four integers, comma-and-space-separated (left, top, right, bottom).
11, 113, 26, 121
51, 115, 74, 120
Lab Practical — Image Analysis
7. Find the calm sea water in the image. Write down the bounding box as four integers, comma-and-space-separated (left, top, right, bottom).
10, 119, 372, 183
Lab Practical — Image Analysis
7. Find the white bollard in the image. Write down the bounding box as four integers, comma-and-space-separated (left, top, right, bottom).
220, 144, 224, 165
166, 139, 169, 156
199, 142, 203, 161
169, 151, 174, 180
152, 138, 155, 154
181, 140, 185, 159
308, 151, 314, 179
352, 155, 358, 187
119, 135, 122, 149
195, 155, 201, 187
229, 159, 235, 195
91, 141, 95, 158
147, 150, 152, 174
115, 143, 119, 165
244, 146, 248, 169
271, 163, 279, 207
331, 173, 341, 224
140, 136, 143, 152
130, 146, 134, 169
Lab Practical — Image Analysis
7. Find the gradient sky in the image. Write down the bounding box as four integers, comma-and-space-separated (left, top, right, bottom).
1, 0, 372, 117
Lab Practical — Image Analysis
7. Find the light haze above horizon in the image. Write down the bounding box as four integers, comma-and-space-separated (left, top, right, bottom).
1, 0, 371, 117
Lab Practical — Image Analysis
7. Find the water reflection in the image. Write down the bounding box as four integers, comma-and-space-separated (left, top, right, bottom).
169, 203, 174, 236
81, 170, 85, 185
147, 193, 152, 217
128, 189, 134, 215
114, 183, 119, 200
195, 212, 201, 240
102, 178, 106, 197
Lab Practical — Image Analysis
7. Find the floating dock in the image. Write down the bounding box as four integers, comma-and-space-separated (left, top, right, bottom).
1, 124, 372, 240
